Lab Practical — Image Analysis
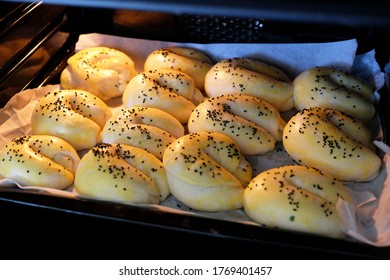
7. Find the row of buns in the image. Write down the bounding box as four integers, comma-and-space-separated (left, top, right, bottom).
0, 45, 383, 239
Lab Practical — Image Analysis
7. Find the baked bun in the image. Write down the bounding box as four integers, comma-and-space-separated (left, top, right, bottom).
102, 106, 185, 160
144, 47, 214, 91
74, 143, 170, 204
188, 94, 286, 155
0, 135, 80, 189
31, 89, 112, 151
60, 46, 137, 101
122, 69, 204, 124
293, 66, 376, 122
243, 165, 353, 238
283, 107, 382, 182
163, 131, 252, 212
204, 57, 294, 112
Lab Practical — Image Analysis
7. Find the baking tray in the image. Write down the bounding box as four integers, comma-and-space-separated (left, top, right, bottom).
1, 34, 390, 260
1, 187, 390, 260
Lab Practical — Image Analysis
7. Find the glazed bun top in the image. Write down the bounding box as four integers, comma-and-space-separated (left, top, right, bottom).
74, 142, 170, 204
31, 89, 112, 151
188, 94, 286, 155
144, 47, 214, 91
283, 107, 382, 182
204, 57, 294, 112
244, 165, 353, 238
60, 46, 137, 101
0, 135, 80, 190
293, 66, 376, 122
122, 69, 204, 125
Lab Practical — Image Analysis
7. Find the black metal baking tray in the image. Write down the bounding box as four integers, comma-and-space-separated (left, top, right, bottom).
1, 187, 390, 260
1, 1, 390, 260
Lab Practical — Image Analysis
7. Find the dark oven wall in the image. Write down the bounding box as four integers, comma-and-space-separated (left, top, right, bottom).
2, 1, 390, 88
62, 1, 390, 65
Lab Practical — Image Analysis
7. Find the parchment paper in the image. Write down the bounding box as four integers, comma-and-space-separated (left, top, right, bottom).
1, 33, 389, 247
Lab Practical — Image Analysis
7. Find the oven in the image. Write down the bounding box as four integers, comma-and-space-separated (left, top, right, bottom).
1, 0, 390, 260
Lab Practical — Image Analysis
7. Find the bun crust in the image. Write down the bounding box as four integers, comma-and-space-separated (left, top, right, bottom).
188, 94, 286, 155
122, 69, 204, 124
31, 89, 112, 151
163, 131, 252, 212
74, 143, 170, 204
60, 46, 137, 101
244, 165, 353, 238
144, 47, 213, 91
204, 58, 294, 111
293, 66, 375, 122
102, 106, 184, 160
283, 107, 382, 182
0, 135, 80, 189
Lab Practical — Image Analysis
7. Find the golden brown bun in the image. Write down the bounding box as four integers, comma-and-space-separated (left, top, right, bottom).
188, 94, 286, 155
31, 89, 112, 151
144, 47, 214, 91
163, 131, 252, 212
283, 107, 382, 182
122, 69, 204, 124
204, 57, 294, 112
244, 165, 353, 238
293, 66, 376, 122
74, 143, 170, 204
60, 46, 137, 101
102, 106, 185, 160
0, 135, 80, 189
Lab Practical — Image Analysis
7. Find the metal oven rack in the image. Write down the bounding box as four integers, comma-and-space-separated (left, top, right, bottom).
1, 0, 390, 259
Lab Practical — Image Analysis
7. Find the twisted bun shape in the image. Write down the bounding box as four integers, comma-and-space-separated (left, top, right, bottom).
163, 131, 252, 212
204, 58, 294, 112
102, 106, 184, 160
74, 143, 170, 204
31, 89, 112, 151
122, 69, 204, 124
244, 165, 353, 238
0, 135, 80, 189
60, 46, 137, 101
293, 66, 376, 122
144, 47, 214, 91
188, 94, 286, 155
283, 107, 382, 182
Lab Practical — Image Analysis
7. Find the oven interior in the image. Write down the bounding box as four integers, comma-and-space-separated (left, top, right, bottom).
1, 0, 390, 259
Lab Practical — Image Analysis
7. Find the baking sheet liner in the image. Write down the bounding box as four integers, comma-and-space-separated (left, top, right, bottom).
0, 33, 389, 247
